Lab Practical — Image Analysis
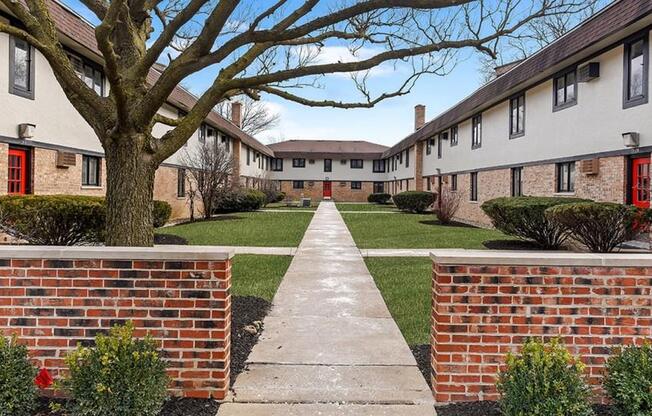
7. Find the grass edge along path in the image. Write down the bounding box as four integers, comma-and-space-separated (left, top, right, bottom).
232, 255, 293, 302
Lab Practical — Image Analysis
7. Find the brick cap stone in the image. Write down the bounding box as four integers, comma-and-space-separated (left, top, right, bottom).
430, 249, 652, 267
0, 245, 234, 260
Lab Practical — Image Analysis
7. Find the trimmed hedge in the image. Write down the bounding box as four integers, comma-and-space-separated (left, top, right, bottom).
215, 188, 267, 212
392, 191, 436, 213
0, 196, 173, 245
604, 343, 652, 416
262, 188, 285, 206
367, 193, 392, 204
481, 196, 589, 249
546, 202, 652, 253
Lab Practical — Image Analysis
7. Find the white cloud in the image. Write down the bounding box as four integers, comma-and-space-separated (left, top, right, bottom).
300, 45, 394, 78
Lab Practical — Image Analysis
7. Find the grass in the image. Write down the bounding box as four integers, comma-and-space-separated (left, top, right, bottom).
232, 255, 292, 301
159, 211, 313, 247
341, 212, 508, 249
366, 257, 431, 345
335, 203, 398, 212
264, 202, 317, 211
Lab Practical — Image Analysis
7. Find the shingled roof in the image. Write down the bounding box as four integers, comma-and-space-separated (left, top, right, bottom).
269, 140, 388, 159
383, 0, 652, 157
45, 0, 273, 156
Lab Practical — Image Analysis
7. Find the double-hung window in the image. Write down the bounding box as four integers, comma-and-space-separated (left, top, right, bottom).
450, 174, 458, 191
10, 37, 35, 99
372, 159, 385, 173
553, 69, 577, 110
450, 126, 458, 146
509, 94, 525, 138
426, 139, 434, 155
405, 150, 410, 168
438, 132, 446, 159
470, 172, 478, 201
556, 162, 576, 193
293, 180, 304, 189
324, 159, 332, 172
177, 168, 186, 197
511, 167, 523, 196
624, 34, 649, 108
471, 115, 482, 149
67, 52, 104, 96
351, 181, 362, 190
292, 158, 306, 168
350, 159, 363, 169
82, 155, 101, 186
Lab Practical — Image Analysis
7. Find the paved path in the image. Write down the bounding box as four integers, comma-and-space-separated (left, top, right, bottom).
218, 202, 435, 415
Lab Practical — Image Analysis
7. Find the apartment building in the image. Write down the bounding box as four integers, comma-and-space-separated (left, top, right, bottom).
0, 0, 272, 220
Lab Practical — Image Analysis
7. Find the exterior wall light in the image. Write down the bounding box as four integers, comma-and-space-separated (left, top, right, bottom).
18, 123, 36, 139
622, 132, 640, 148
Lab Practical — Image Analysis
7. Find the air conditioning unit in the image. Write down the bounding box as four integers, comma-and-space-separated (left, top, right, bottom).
578, 62, 600, 82
580, 158, 600, 175
56, 151, 77, 168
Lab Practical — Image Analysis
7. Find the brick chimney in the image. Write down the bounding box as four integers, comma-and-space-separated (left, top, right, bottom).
231, 101, 242, 128
414, 105, 426, 131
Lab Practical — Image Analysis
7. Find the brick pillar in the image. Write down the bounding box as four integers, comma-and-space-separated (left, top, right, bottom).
232, 138, 241, 186
231, 102, 242, 128
415, 142, 424, 191
0, 246, 233, 400
414, 104, 426, 131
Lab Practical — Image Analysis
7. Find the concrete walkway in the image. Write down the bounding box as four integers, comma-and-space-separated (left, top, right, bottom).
218, 202, 435, 415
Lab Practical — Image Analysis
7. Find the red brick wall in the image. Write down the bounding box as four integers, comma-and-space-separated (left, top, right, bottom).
0, 247, 233, 399
431, 251, 652, 403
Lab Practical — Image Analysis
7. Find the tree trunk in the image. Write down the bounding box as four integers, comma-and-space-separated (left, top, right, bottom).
104, 138, 156, 246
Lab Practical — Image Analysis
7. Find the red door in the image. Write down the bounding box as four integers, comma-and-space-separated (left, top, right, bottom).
7, 149, 27, 195
632, 157, 651, 208
323, 181, 332, 199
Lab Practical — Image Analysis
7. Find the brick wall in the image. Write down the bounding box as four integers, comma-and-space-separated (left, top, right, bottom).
0, 246, 233, 399
431, 250, 652, 403
280, 180, 372, 202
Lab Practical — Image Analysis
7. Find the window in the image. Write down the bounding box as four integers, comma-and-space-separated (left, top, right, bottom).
553, 69, 577, 110
470, 172, 478, 201
324, 159, 332, 172
350, 159, 363, 169
556, 162, 575, 193
511, 167, 523, 197
373, 182, 384, 193
198, 124, 215, 143
246, 147, 250, 165
177, 168, 186, 197
10, 37, 35, 99
438, 132, 446, 159
271, 158, 283, 171
351, 181, 362, 190
509, 94, 525, 138
399, 152, 403, 164
81, 155, 101, 186
67, 52, 105, 96
373, 159, 385, 173
292, 158, 306, 168
471, 115, 482, 149
293, 180, 304, 189
624, 34, 649, 108
450, 125, 458, 146
426, 138, 434, 155
221, 136, 231, 152
426, 177, 431, 191
451, 174, 458, 191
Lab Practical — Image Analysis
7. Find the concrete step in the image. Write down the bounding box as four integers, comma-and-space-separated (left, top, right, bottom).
218, 403, 437, 415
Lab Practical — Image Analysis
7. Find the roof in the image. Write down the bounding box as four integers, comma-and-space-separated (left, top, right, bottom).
383, 0, 652, 157
44, 0, 273, 157
269, 140, 388, 159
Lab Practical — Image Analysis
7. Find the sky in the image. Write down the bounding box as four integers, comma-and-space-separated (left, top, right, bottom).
58, 0, 596, 147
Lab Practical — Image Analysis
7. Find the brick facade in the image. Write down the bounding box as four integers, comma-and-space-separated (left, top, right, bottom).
280, 180, 372, 202
0, 246, 233, 399
430, 251, 652, 403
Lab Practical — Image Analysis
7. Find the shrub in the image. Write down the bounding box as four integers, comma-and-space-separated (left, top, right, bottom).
215, 188, 267, 212
497, 338, 593, 416
276, 191, 286, 203
392, 191, 436, 213
0, 334, 38, 416
62, 323, 168, 416
435, 186, 462, 225
367, 193, 392, 204
545, 202, 652, 253
0, 195, 106, 245
152, 200, 172, 228
604, 343, 652, 416
261, 188, 285, 206
481, 196, 589, 249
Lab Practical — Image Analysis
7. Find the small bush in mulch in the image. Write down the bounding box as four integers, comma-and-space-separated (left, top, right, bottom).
368, 193, 392, 204
393, 191, 437, 214
154, 233, 188, 245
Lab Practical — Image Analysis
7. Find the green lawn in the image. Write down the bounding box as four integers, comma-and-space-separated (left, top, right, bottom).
264, 202, 317, 211
159, 211, 313, 246
342, 212, 508, 249
366, 257, 431, 345
232, 255, 292, 301
335, 203, 398, 212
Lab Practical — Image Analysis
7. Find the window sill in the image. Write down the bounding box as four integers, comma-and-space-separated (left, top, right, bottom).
553, 192, 576, 196
552, 101, 577, 112
623, 96, 649, 109
509, 132, 525, 140
81, 185, 102, 190
469, 200, 479, 204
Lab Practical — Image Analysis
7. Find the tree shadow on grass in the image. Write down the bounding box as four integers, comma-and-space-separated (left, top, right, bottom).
418, 220, 477, 228
482, 239, 565, 251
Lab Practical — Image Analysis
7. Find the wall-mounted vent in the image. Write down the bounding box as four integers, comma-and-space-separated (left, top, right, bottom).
578, 62, 600, 82
580, 158, 600, 175
339, 182, 347, 187
340, 160, 347, 165
56, 151, 77, 168
309, 159, 315, 164
308, 181, 315, 187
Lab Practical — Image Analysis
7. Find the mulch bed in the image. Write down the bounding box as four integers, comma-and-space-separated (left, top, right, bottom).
153, 233, 188, 245
482, 239, 552, 251
435, 402, 616, 416
410, 344, 430, 384
36, 295, 272, 416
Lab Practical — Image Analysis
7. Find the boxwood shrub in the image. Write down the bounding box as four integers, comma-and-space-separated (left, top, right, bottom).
215, 188, 267, 212
497, 338, 593, 416
367, 193, 392, 204
62, 323, 169, 416
481, 196, 589, 249
603, 343, 652, 416
152, 200, 172, 228
545, 202, 652, 253
392, 191, 436, 213
0, 334, 38, 416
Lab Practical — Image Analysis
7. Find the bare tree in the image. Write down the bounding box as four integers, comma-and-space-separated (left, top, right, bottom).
435, 185, 462, 225
181, 141, 234, 220
217, 96, 280, 136
0, 0, 598, 245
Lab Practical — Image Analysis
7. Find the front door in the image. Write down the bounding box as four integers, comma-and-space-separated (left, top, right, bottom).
632, 157, 651, 208
323, 181, 332, 199
7, 149, 27, 195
